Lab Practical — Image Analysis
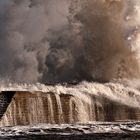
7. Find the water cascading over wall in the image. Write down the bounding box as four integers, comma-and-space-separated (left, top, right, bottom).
0, 0, 140, 127
0, 82, 140, 126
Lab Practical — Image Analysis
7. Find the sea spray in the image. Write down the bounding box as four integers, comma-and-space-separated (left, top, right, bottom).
0, 0, 140, 83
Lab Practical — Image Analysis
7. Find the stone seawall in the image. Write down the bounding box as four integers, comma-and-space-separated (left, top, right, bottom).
0, 86, 139, 126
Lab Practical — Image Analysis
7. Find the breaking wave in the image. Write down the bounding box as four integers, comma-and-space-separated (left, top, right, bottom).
0, 0, 140, 84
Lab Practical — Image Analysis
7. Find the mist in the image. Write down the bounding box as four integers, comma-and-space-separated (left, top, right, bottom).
0, 0, 140, 84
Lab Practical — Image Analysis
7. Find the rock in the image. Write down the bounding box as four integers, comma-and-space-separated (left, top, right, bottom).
0, 122, 140, 140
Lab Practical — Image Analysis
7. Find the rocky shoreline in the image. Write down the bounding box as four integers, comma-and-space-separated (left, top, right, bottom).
0, 122, 140, 140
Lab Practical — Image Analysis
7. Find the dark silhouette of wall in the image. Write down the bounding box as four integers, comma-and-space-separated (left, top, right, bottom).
0, 91, 15, 119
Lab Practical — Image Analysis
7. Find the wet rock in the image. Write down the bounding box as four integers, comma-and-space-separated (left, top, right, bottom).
0, 122, 140, 140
